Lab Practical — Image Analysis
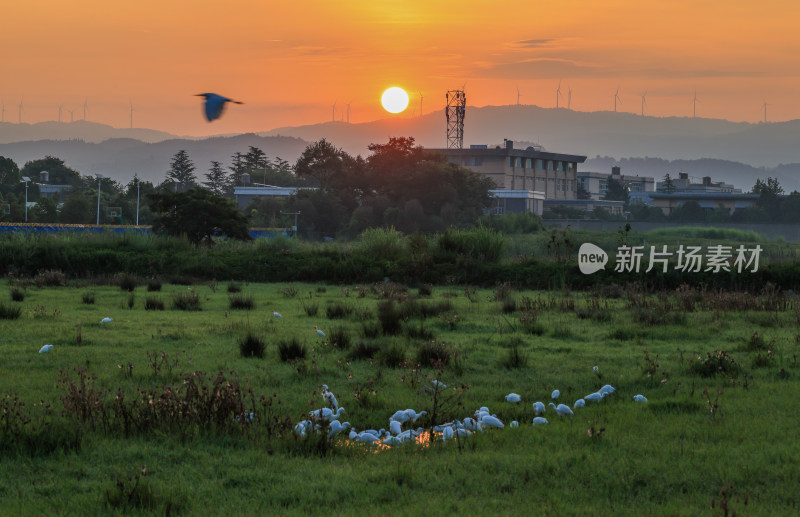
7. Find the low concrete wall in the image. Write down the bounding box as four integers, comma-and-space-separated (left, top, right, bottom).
542, 220, 800, 242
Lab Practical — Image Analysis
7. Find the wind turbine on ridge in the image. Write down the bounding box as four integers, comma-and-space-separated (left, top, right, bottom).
641, 90, 647, 116
568, 87, 572, 110
614, 88, 622, 112
346, 101, 351, 123
763, 100, 768, 123
18, 98, 23, 124
58, 104, 63, 123
556, 81, 562, 108
692, 89, 698, 118
516, 87, 521, 106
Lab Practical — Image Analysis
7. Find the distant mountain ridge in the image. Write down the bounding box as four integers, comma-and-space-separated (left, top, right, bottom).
1, 106, 799, 191
0, 134, 309, 185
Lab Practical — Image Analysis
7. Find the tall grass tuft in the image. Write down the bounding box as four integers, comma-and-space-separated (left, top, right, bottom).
329, 326, 352, 350
379, 343, 406, 368
348, 341, 381, 360
34, 269, 65, 287
500, 344, 528, 369
377, 301, 403, 335
146, 279, 162, 292
277, 338, 306, 362
227, 282, 242, 293
10, 287, 25, 302
81, 292, 96, 305
0, 302, 22, 319
117, 273, 138, 292
172, 290, 202, 311
416, 341, 452, 367
302, 301, 319, 317
144, 297, 165, 311
239, 333, 266, 358
228, 294, 255, 310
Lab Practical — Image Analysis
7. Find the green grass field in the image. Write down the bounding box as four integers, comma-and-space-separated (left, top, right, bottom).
1, 279, 798, 515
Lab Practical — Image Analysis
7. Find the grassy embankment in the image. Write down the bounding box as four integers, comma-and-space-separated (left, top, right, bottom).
1, 279, 798, 515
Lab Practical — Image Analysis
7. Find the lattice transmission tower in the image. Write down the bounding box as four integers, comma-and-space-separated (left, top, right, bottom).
446, 89, 466, 149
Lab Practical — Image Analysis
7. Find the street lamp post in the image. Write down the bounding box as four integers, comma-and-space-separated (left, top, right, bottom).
95, 173, 104, 225
21, 176, 31, 222
134, 173, 140, 225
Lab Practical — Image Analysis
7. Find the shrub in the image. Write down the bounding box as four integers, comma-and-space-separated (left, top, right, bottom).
239, 333, 266, 358
501, 298, 517, 314
329, 326, 352, 350
356, 227, 406, 262
418, 284, 433, 297
34, 269, 65, 287
348, 341, 381, 361
302, 301, 319, 317
377, 300, 403, 335
227, 282, 242, 293
416, 341, 451, 367
493, 282, 513, 302
278, 338, 306, 362
81, 292, 96, 305
519, 310, 545, 335
405, 322, 435, 341
229, 294, 255, 310
608, 326, 638, 341
144, 297, 165, 311
500, 344, 528, 369
127, 292, 135, 309
745, 331, 770, 351
172, 290, 202, 311
0, 302, 22, 320
10, 287, 24, 302
326, 303, 353, 320
104, 469, 187, 514
361, 321, 381, 338
379, 344, 406, 368
117, 274, 138, 292
146, 279, 162, 292
280, 284, 299, 298
690, 350, 740, 378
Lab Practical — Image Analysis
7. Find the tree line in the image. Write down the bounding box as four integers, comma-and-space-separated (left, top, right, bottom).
0, 137, 496, 241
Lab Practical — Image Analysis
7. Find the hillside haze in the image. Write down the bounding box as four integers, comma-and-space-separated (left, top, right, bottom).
1, 107, 799, 190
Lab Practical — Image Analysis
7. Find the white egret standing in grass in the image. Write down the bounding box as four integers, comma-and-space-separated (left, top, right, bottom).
100, 317, 112, 323
321, 385, 339, 410
505, 393, 521, 403
314, 326, 325, 337
480, 415, 504, 428
532, 417, 549, 426
272, 310, 282, 318
195, 93, 243, 122
574, 399, 586, 409
584, 392, 605, 403
390, 410, 411, 423
533, 401, 546, 415
549, 402, 574, 416
599, 385, 616, 396
38, 344, 53, 354
432, 379, 447, 390
328, 420, 351, 438
551, 389, 560, 400
633, 394, 648, 403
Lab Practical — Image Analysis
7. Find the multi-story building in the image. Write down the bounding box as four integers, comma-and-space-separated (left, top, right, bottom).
578, 166, 654, 200
427, 139, 586, 215
656, 172, 741, 194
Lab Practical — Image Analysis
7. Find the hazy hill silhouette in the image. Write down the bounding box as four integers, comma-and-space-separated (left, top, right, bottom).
0, 121, 183, 144
0, 134, 308, 185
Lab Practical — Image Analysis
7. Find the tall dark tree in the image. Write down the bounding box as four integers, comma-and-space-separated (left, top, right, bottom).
148, 187, 251, 245
228, 152, 247, 190
753, 177, 784, 221
294, 139, 353, 189
661, 173, 676, 193
244, 146, 268, 172
204, 161, 228, 195
166, 150, 197, 192
603, 177, 630, 203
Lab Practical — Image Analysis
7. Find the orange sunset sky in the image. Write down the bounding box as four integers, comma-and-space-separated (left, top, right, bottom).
3, 0, 800, 136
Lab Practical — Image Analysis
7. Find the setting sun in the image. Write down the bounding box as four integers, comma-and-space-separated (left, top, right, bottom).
381, 87, 409, 114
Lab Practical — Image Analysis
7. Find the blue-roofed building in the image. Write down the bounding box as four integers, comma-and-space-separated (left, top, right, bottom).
651, 192, 759, 216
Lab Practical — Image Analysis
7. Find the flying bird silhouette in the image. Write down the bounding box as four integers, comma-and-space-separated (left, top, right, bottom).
195, 93, 243, 122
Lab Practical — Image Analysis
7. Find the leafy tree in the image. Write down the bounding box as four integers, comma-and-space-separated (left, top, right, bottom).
165, 150, 197, 192
31, 197, 58, 223
20, 156, 81, 186
603, 177, 629, 203
753, 177, 783, 221
204, 161, 228, 195
60, 192, 94, 224
669, 200, 705, 222
752, 177, 784, 196
228, 152, 247, 190
779, 191, 800, 223
0, 156, 20, 186
294, 139, 353, 189
148, 187, 251, 245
